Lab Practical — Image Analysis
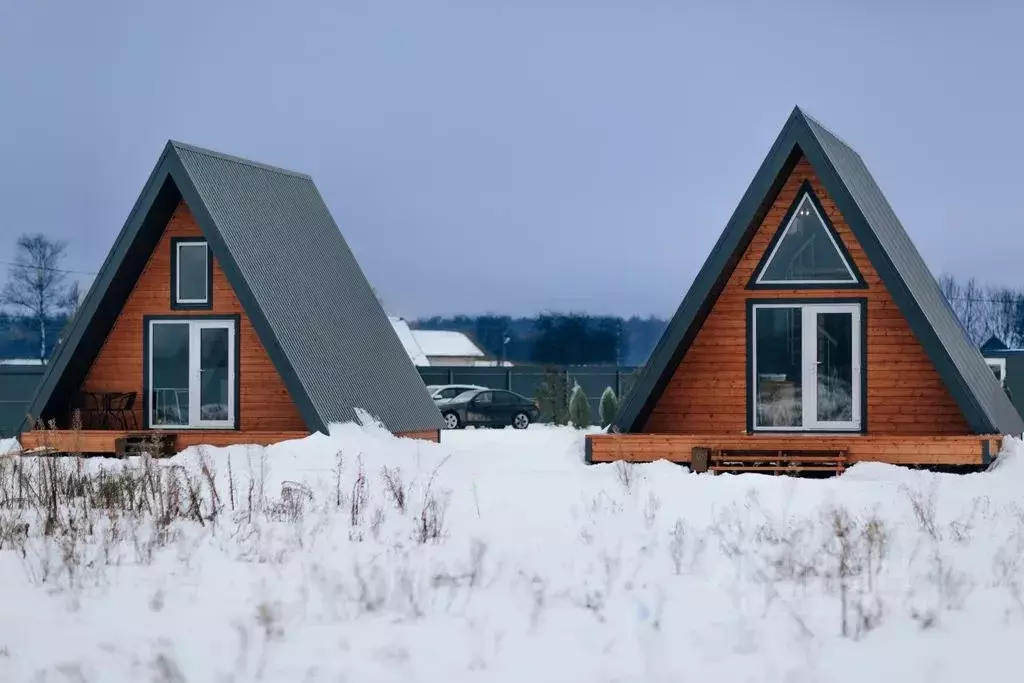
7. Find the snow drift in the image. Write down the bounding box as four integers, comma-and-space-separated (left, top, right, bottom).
0, 424, 1022, 682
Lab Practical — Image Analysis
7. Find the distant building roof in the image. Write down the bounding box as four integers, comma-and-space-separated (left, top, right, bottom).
982, 335, 1009, 353
386, 319, 490, 365
413, 330, 486, 359
388, 317, 430, 366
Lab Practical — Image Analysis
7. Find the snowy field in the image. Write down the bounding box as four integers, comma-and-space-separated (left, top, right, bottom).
1, 424, 1023, 682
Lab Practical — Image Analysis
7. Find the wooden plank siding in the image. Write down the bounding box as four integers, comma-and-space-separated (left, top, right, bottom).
587, 433, 1001, 467
396, 429, 441, 443
644, 157, 971, 435
19, 430, 312, 454
79, 201, 308, 433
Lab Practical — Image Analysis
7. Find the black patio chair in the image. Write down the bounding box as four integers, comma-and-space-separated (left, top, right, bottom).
108, 392, 138, 430
69, 391, 104, 429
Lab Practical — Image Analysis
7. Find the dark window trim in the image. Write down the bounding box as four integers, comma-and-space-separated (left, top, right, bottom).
142, 313, 241, 430
746, 181, 867, 291
170, 237, 214, 310
745, 297, 868, 434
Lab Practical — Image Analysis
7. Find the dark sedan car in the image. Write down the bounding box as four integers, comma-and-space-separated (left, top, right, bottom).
437, 388, 540, 430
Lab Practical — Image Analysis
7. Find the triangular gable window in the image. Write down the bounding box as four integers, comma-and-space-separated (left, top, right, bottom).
752, 187, 862, 287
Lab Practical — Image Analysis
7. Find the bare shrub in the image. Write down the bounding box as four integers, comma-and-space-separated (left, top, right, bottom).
992, 505, 1024, 616
903, 484, 940, 541
614, 460, 635, 492
415, 457, 451, 544
668, 518, 686, 575
381, 466, 407, 513
350, 458, 367, 541
643, 492, 660, 530
416, 489, 450, 544
333, 450, 344, 509
269, 481, 313, 523
667, 518, 706, 575
255, 601, 285, 641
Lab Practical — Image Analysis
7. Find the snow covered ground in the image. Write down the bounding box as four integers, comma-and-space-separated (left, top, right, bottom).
1, 423, 1023, 682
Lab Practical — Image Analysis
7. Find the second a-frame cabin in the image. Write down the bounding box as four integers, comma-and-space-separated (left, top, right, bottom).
20, 141, 445, 455
588, 107, 1024, 471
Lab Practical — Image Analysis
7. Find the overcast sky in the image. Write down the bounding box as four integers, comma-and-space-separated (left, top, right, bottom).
2, 0, 1023, 319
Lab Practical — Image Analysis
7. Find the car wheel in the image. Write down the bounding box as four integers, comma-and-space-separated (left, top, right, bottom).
443, 412, 461, 430
512, 412, 530, 430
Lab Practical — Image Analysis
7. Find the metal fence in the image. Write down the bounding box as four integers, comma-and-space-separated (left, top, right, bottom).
417, 364, 640, 424
0, 364, 45, 437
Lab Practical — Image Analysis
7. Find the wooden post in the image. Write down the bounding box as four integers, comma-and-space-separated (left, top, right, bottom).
691, 446, 711, 473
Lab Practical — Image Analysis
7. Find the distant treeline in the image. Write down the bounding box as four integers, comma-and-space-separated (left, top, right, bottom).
412, 314, 669, 366
0, 314, 70, 360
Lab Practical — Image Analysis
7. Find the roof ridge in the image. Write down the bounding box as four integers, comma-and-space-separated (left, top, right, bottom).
168, 140, 312, 180
793, 106, 861, 157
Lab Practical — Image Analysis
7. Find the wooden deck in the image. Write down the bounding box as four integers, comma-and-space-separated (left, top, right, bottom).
17, 429, 313, 455
16, 427, 441, 455
585, 433, 1004, 468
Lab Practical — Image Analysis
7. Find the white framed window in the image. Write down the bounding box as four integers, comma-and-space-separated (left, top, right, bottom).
754, 192, 860, 286
985, 357, 1006, 387
147, 318, 236, 429
751, 301, 863, 431
173, 239, 210, 307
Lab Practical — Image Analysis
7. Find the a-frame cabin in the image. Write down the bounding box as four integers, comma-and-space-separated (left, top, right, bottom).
20, 141, 444, 455
587, 107, 1024, 470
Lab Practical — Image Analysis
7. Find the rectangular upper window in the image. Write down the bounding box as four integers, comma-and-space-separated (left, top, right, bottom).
172, 238, 211, 309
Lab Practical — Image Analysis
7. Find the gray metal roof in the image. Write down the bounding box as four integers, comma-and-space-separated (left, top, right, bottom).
25, 141, 444, 435
614, 106, 1024, 437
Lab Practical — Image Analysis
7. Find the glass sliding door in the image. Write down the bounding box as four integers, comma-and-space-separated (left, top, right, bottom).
150, 322, 190, 427
753, 306, 803, 428
811, 308, 857, 428
752, 302, 861, 431
148, 319, 235, 429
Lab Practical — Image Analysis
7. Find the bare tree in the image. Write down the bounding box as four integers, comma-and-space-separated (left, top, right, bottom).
1, 234, 79, 360
940, 273, 1024, 348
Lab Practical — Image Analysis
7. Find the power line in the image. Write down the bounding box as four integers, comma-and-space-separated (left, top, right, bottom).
0, 261, 97, 277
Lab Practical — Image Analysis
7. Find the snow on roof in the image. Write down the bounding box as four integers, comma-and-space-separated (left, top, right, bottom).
388, 317, 431, 366
412, 330, 486, 359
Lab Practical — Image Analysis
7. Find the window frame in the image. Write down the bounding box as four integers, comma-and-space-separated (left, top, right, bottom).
747, 298, 867, 433
747, 181, 866, 290
170, 238, 213, 310
142, 315, 240, 430
985, 357, 1007, 387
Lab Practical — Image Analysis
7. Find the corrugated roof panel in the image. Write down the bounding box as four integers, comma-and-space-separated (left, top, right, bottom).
170, 142, 444, 433
803, 114, 1024, 435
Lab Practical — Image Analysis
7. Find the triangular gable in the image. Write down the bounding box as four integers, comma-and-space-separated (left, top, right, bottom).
25, 142, 444, 434
748, 181, 864, 288
613, 107, 1024, 436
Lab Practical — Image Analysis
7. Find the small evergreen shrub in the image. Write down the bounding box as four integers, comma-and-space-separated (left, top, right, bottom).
599, 386, 618, 427
535, 367, 570, 424
569, 383, 591, 428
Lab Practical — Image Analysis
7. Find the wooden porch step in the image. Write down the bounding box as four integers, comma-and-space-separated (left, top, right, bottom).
114, 434, 177, 458
706, 448, 848, 476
